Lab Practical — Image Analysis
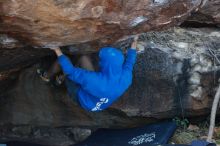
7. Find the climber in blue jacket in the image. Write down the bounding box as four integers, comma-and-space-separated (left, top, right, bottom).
47, 36, 138, 112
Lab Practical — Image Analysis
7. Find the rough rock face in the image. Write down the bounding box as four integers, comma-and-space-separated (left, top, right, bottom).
0, 0, 220, 145
0, 27, 220, 145
113, 27, 220, 117
0, 0, 202, 48
186, 0, 220, 25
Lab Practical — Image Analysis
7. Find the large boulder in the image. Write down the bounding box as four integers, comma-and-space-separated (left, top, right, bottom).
0, 1, 219, 145
0, 27, 220, 145
113, 27, 220, 117
0, 0, 202, 48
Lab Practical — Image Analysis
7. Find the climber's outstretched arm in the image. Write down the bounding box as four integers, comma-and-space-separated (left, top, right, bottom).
50, 47, 88, 84
52, 47, 63, 57
123, 36, 138, 71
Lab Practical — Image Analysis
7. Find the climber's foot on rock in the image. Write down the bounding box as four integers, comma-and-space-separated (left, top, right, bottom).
37, 68, 50, 82
51, 74, 65, 86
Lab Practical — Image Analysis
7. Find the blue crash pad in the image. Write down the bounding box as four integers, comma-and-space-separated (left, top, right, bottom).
191, 140, 216, 146
75, 121, 177, 146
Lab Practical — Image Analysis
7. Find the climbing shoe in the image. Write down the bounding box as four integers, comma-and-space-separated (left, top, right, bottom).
55, 74, 65, 85
37, 68, 50, 82
50, 74, 65, 87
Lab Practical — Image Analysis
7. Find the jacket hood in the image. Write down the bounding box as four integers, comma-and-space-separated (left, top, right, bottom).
99, 47, 124, 75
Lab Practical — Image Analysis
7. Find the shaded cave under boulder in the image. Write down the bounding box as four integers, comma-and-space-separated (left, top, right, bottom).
0, 27, 220, 145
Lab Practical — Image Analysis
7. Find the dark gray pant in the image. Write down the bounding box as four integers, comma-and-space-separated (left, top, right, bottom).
65, 78, 79, 103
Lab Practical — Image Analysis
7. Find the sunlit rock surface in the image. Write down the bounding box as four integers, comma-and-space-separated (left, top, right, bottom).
0, 27, 220, 145
0, 0, 202, 48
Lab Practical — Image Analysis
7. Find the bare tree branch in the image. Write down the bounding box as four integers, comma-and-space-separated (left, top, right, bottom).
207, 84, 220, 142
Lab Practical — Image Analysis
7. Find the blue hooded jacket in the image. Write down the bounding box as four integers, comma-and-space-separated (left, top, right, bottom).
58, 47, 137, 111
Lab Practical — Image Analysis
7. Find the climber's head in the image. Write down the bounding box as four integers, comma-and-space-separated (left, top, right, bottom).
99, 47, 124, 74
